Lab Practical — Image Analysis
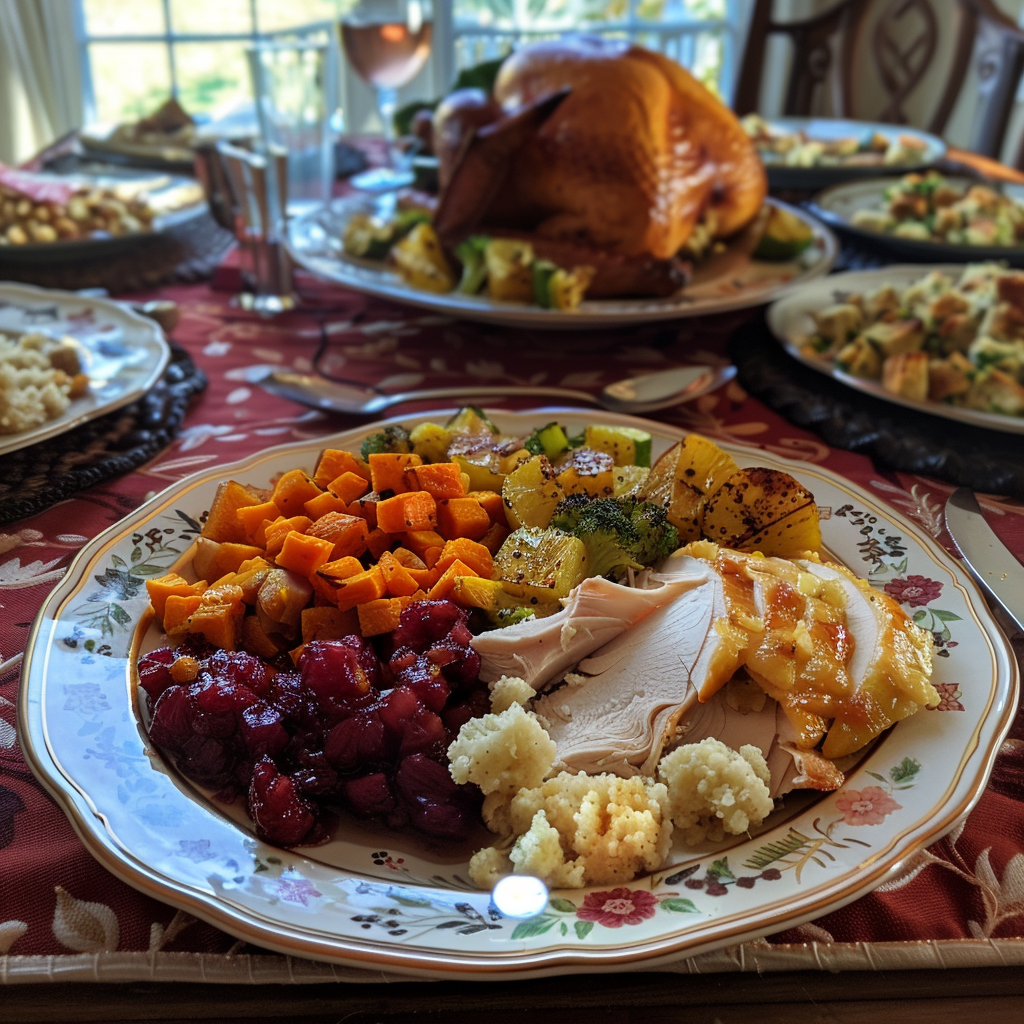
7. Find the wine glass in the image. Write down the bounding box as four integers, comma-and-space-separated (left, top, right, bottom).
340, 0, 433, 191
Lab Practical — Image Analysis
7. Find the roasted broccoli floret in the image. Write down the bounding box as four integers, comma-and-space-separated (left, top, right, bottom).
360, 424, 413, 460
550, 495, 679, 580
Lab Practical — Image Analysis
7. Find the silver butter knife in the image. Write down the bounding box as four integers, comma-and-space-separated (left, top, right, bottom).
944, 487, 1024, 633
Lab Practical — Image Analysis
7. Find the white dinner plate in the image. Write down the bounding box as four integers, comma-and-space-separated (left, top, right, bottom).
766, 264, 1024, 435
0, 282, 171, 455
285, 198, 837, 329
0, 167, 207, 263
753, 117, 945, 190
19, 410, 1017, 978
809, 176, 1024, 265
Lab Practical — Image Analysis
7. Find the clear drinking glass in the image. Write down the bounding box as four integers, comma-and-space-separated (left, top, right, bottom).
340, 0, 433, 191
247, 34, 337, 214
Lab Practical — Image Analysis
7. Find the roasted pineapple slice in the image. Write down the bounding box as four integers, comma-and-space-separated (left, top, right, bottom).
494, 526, 588, 602
450, 575, 562, 626
641, 434, 739, 543
555, 447, 616, 497
485, 239, 535, 302
448, 432, 530, 492
391, 222, 457, 294
611, 464, 649, 497
502, 454, 566, 529
408, 421, 452, 463
700, 468, 822, 558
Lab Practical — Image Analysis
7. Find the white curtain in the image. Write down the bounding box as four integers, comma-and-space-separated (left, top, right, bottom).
0, 0, 82, 164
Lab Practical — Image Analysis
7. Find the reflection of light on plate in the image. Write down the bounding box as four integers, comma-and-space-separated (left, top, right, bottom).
492, 876, 548, 919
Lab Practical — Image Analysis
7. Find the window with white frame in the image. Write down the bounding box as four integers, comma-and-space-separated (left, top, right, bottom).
75, 0, 747, 128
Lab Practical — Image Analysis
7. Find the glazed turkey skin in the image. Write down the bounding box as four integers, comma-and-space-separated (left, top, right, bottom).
490, 36, 767, 259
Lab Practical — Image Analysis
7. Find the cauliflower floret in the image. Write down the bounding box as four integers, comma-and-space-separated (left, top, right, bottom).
500, 772, 673, 888
447, 702, 555, 797
489, 674, 536, 713
469, 844, 514, 889
658, 738, 773, 845
510, 810, 587, 888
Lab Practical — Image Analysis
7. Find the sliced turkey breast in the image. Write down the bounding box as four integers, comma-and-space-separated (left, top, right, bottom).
472, 568, 708, 690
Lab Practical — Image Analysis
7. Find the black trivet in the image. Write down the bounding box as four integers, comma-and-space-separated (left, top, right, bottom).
730, 315, 1024, 500
0, 345, 206, 525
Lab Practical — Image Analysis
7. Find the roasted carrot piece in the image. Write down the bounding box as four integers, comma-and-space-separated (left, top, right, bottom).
275, 531, 336, 577
401, 529, 447, 559
435, 538, 493, 579
263, 515, 313, 558
202, 480, 265, 544
376, 491, 438, 533
317, 555, 365, 580
330, 565, 387, 612
306, 511, 370, 559
469, 489, 506, 527
436, 497, 491, 541
185, 585, 246, 650
193, 538, 265, 581
406, 462, 466, 499
303, 490, 351, 520
313, 448, 371, 487
163, 593, 204, 633
236, 500, 281, 545
271, 469, 323, 517
146, 573, 207, 626
368, 452, 422, 495
326, 470, 370, 504
301, 605, 361, 643
427, 559, 478, 601
357, 596, 413, 637
377, 550, 420, 597
310, 556, 364, 606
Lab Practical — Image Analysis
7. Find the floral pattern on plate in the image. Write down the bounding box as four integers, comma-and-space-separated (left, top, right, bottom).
19, 410, 1018, 978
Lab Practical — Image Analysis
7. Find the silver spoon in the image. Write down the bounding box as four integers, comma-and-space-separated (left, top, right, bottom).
246, 363, 736, 416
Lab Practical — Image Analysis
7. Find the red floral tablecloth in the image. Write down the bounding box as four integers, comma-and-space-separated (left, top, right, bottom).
1, 271, 1023, 984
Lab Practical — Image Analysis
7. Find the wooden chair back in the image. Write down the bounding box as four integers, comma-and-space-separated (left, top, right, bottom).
734, 0, 1024, 165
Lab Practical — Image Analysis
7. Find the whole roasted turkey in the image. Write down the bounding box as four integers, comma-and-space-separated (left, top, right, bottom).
431, 36, 767, 296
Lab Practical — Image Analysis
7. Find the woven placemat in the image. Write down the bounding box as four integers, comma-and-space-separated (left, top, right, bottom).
0, 212, 234, 294
729, 314, 1024, 499
0, 345, 206, 525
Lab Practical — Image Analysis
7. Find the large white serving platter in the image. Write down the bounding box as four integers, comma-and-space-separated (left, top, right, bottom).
810, 176, 1024, 266
286, 198, 837, 329
767, 265, 1024, 435
19, 410, 1017, 979
0, 282, 170, 456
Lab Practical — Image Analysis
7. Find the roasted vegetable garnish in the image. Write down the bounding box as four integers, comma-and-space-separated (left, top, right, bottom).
392, 222, 457, 293
485, 239, 535, 302
360, 424, 413, 460
700, 467, 821, 557
550, 494, 679, 580
493, 525, 588, 601
502, 454, 565, 529
641, 435, 739, 543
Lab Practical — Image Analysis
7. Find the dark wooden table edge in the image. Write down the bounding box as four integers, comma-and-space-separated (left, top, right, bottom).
4, 966, 1024, 1022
